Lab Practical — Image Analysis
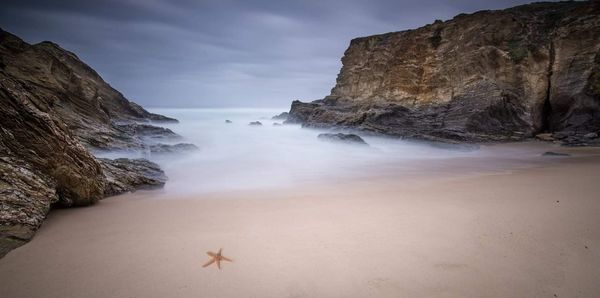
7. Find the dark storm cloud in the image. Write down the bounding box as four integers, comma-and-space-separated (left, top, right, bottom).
1, 0, 538, 107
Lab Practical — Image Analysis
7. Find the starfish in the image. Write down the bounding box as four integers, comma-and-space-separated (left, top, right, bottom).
202, 248, 232, 269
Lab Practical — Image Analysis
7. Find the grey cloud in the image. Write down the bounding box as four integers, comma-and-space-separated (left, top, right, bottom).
1, 0, 543, 107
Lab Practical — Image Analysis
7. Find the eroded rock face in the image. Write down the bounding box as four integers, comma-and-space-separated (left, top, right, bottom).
0, 28, 182, 257
99, 158, 167, 197
0, 77, 106, 204
287, 2, 600, 144
0, 28, 178, 151
0, 73, 105, 257
0, 158, 57, 257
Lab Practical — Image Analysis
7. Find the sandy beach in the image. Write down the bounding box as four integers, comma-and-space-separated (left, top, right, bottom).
1, 148, 600, 297
3, 1, 600, 297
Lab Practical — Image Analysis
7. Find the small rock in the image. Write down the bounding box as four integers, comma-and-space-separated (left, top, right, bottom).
318, 133, 368, 145
114, 122, 181, 142
225, 120, 232, 123
535, 133, 554, 141
249, 121, 262, 126
272, 112, 289, 120
542, 151, 570, 157
584, 132, 598, 139
149, 143, 198, 154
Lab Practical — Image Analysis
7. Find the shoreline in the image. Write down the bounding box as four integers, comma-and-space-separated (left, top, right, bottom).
1, 150, 600, 297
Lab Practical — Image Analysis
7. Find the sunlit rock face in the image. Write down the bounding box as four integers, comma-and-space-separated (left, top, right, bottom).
288, 2, 600, 144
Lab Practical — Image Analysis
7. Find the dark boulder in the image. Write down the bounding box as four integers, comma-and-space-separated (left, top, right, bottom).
0, 74, 105, 257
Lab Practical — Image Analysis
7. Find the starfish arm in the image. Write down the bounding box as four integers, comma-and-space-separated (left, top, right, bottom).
202, 258, 216, 267
221, 256, 233, 262
216, 259, 221, 269
207, 252, 217, 257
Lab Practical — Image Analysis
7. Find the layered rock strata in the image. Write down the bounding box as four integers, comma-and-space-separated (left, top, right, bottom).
287, 1, 600, 145
0, 28, 192, 257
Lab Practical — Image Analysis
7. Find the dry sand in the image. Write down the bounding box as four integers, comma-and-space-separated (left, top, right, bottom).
1, 152, 600, 297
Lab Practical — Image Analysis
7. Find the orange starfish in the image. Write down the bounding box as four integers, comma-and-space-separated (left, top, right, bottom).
202, 248, 233, 269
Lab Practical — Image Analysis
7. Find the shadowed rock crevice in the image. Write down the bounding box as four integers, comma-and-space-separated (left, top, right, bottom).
540, 41, 556, 133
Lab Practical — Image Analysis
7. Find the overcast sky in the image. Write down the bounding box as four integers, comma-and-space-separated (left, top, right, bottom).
1, 0, 539, 108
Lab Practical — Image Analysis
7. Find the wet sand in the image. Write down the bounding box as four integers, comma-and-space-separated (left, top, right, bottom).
1, 149, 600, 297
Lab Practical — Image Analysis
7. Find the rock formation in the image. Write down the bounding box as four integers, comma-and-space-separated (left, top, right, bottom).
0, 29, 180, 150
0, 28, 190, 257
286, 1, 600, 145
100, 158, 167, 197
317, 133, 368, 145
149, 143, 198, 154
271, 112, 289, 120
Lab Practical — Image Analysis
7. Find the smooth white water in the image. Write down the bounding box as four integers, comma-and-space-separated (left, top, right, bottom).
97, 108, 561, 195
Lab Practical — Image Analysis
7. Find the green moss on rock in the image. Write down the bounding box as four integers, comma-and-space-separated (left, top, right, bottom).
507, 40, 528, 63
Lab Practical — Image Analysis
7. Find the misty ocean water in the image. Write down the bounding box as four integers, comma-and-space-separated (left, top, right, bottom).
97, 108, 556, 195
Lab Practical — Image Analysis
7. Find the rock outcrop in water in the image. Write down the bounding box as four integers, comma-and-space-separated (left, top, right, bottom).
149, 143, 198, 154
286, 2, 600, 145
318, 133, 368, 145
272, 112, 289, 121
0, 29, 180, 151
0, 28, 188, 257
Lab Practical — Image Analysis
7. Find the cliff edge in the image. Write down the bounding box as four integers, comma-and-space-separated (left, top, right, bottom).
287, 1, 600, 145
0, 29, 176, 257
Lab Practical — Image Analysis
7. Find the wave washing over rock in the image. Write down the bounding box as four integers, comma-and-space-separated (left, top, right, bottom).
286, 1, 600, 145
0, 28, 193, 257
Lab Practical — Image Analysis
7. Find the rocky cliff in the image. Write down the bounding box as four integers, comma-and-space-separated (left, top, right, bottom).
287, 1, 600, 145
0, 28, 181, 150
0, 29, 178, 257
